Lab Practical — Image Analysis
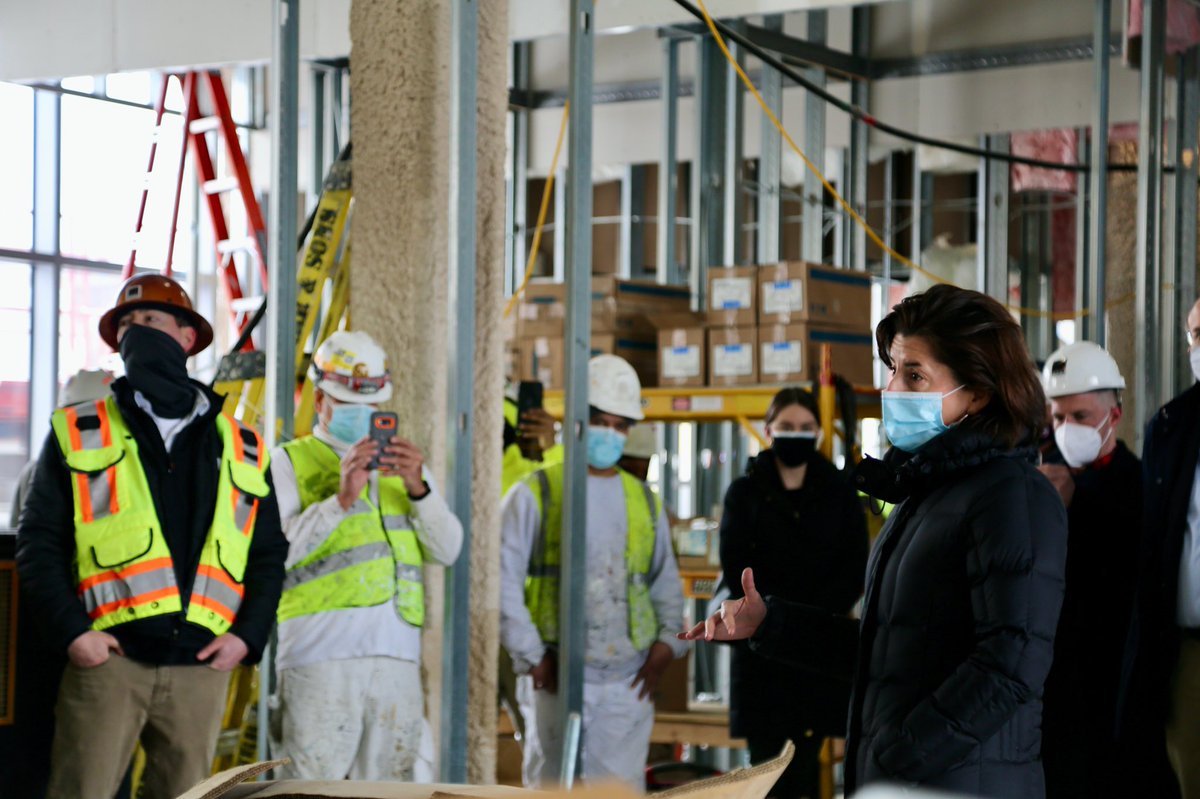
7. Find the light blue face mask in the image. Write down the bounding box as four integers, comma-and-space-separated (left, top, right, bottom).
881, 385, 965, 453
587, 425, 627, 470
326, 402, 375, 445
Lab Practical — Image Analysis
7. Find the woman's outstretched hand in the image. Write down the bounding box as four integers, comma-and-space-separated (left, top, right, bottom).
677, 567, 767, 642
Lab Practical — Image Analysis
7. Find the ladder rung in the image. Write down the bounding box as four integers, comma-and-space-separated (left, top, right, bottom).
189, 116, 222, 135
217, 236, 257, 255
230, 296, 265, 313
203, 176, 241, 195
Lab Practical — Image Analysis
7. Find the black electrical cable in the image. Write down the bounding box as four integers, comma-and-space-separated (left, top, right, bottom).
668, 0, 1147, 174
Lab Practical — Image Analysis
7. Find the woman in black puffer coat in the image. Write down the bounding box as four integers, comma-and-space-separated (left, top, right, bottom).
684, 285, 1068, 798
720, 387, 868, 798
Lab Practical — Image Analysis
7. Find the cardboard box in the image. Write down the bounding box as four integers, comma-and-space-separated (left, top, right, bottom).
755, 324, 875, 386
808, 325, 875, 386
758, 324, 807, 384
517, 333, 663, 390
757, 261, 871, 329
708, 327, 758, 386
591, 333, 659, 387
707, 266, 758, 327
516, 277, 690, 338
516, 336, 563, 389
655, 312, 707, 388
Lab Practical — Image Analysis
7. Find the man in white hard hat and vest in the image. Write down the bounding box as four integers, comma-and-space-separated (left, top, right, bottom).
16, 274, 288, 799
270, 330, 463, 781
1036, 341, 1145, 797
500, 354, 688, 790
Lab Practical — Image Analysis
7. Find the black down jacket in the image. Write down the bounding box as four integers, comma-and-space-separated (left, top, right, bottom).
748, 424, 1067, 797
719, 449, 868, 739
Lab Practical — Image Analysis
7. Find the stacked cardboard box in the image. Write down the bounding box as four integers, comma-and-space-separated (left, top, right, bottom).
705, 267, 760, 385
514, 277, 691, 389
756, 261, 873, 386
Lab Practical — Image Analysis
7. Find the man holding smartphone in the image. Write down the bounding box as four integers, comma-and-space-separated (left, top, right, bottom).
269, 330, 463, 781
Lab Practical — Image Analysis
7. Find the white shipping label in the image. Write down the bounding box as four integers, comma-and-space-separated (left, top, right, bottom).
711, 277, 753, 310
761, 341, 803, 376
762, 279, 804, 315
662, 345, 701, 379
713, 343, 753, 377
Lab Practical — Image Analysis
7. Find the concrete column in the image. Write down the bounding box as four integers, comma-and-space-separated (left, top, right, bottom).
350, 0, 507, 781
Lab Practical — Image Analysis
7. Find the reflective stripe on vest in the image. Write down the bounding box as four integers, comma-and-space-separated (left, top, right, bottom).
278, 435, 426, 627
523, 463, 661, 651
51, 398, 267, 636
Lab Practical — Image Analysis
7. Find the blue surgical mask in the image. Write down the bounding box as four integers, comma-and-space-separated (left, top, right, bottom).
587, 425, 627, 470
882, 386, 965, 453
326, 403, 374, 445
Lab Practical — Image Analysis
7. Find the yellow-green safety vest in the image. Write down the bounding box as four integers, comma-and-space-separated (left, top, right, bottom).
51, 397, 269, 636
524, 462, 661, 651
277, 435, 427, 627
501, 442, 565, 500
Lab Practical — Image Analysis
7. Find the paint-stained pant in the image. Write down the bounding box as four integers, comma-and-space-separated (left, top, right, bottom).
518, 674, 655, 793
277, 656, 423, 781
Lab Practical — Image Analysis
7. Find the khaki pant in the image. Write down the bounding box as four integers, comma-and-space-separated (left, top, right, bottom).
46, 655, 230, 799
1168, 635, 1200, 799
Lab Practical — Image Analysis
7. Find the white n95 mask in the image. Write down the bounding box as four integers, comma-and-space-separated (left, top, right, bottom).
1054, 417, 1113, 468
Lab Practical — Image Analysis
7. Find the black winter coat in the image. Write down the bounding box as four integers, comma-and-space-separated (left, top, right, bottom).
748, 425, 1067, 798
16, 378, 289, 665
1041, 441, 1142, 798
719, 449, 868, 739
1114, 383, 1200, 799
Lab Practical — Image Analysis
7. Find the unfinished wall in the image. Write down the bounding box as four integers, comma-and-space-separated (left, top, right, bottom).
350, 0, 506, 781
1107, 141, 1139, 447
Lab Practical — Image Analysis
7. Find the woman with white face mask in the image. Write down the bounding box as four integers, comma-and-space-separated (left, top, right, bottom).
682, 285, 1068, 799
1036, 341, 1146, 799
716, 387, 869, 799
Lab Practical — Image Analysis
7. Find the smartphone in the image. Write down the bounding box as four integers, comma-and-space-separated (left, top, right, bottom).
368, 411, 398, 470
516, 381, 545, 460
517, 380, 544, 418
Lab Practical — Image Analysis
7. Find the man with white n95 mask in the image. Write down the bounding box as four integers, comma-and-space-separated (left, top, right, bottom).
499, 354, 688, 792
1037, 340, 1144, 798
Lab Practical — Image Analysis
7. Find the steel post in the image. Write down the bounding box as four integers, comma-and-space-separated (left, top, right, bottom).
758, 15, 783, 264
1086, 0, 1111, 345
560, 0, 594, 782
657, 36, 681, 284
1135, 0, 1166, 441
1174, 46, 1199, 396
802, 11, 828, 265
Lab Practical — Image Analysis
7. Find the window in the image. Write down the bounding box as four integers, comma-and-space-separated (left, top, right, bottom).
58, 267, 125, 382
0, 83, 34, 252
0, 263, 31, 526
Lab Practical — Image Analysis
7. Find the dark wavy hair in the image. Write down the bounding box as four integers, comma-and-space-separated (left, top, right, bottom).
876, 284, 1045, 448
765, 386, 820, 427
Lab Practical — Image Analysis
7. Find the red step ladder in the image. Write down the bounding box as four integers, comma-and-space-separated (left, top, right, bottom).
126, 70, 268, 341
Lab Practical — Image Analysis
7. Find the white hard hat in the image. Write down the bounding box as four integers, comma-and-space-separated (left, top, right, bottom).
309, 331, 393, 404
623, 423, 657, 459
1042, 341, 1126, 398
59, 369, 114, 406
589, 354, 644, 421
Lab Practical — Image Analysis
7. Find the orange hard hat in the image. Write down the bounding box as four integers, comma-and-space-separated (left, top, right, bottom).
97, 274, 214, 355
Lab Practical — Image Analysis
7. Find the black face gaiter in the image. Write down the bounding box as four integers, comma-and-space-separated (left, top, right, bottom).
772, 433, 818, 468
119, 324, 196, 418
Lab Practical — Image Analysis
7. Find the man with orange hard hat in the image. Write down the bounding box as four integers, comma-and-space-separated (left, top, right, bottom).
16, 274, 288, 799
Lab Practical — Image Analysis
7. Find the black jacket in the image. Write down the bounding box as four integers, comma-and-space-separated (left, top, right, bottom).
1041, 441, 1142, 798
719, 449, 867, 739
1113, 383, 1200, 799
748, 425, 1067, 797
16, 378, 288, 665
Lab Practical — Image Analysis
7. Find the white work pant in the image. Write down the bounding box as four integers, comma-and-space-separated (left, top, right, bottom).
276, 656, 423, 781
517, 674, 655, 792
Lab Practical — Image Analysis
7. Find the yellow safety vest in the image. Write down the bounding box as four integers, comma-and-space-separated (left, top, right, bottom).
277, 435, 426, 627
51, 397, 269, 636
524, 462, 661, 651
